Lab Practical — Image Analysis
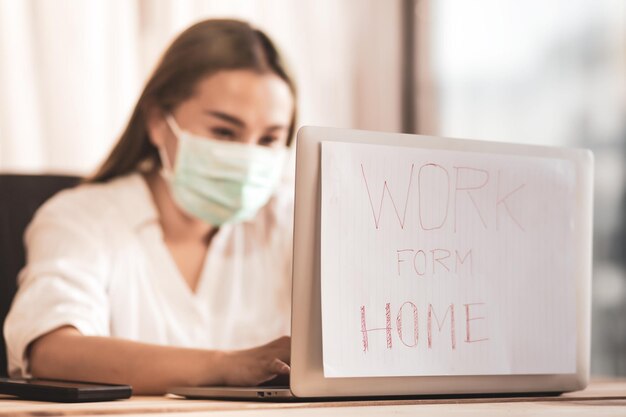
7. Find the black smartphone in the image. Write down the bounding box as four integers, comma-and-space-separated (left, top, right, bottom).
0, 377, 132, 402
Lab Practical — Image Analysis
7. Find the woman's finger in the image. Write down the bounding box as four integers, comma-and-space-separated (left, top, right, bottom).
270, 358, 290, 375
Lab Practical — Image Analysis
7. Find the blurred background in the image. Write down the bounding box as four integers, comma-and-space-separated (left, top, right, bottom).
0, 0, 624, 376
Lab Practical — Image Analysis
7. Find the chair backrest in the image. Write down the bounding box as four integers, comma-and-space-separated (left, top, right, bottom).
0, 174, 81, 376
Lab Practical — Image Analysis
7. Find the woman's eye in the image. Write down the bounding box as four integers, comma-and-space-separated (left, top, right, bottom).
259, 136, 278, 146
211, 127, 236, 140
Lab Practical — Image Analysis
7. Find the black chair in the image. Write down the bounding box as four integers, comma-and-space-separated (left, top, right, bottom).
0, 174, 81, 377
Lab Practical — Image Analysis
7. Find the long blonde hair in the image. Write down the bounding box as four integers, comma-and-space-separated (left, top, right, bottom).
89, 19, 297, 183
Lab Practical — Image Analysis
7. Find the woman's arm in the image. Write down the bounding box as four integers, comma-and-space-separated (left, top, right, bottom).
29, 326, 291, 395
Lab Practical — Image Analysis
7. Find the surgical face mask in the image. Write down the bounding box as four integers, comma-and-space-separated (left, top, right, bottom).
159, 114, 287, 226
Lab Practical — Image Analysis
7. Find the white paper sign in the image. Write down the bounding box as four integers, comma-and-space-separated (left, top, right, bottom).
321, 141, 578, 377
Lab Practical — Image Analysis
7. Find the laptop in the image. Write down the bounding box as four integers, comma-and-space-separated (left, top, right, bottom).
168, 126, 593, 400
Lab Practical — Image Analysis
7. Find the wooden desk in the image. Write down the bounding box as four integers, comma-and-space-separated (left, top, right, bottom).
0, 379, 624, 417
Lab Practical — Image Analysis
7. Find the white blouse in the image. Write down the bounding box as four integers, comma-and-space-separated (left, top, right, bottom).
4, 173, 294, 377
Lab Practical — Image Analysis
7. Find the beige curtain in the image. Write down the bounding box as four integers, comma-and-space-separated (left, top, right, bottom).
0, 0, 402, 174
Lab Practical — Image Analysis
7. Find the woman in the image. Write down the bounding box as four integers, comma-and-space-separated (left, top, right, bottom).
4, 19, 296, 394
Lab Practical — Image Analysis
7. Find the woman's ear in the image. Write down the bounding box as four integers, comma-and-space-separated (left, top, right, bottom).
146, 106, 168, 148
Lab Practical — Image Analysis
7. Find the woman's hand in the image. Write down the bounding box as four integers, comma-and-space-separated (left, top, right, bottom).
221, 336, 291, 386
30, 327, 291, 393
